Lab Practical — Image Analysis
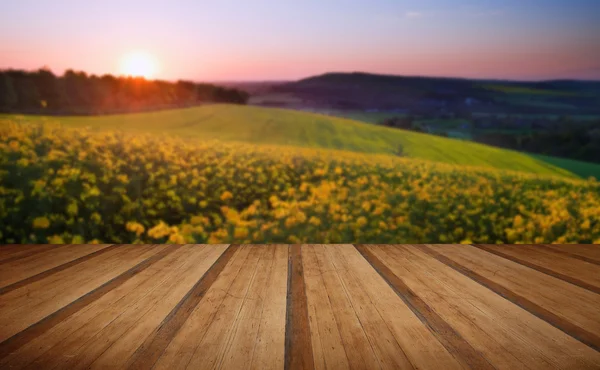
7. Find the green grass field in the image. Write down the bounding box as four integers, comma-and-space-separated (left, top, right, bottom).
530, 154, 600, 180
481, 84, 581, 97
325, 111, 405, 124
3, 104, 578, 178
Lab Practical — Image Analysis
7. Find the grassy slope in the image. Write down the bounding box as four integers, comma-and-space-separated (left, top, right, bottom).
4, 104, 575, 178
530, 154, 600, 180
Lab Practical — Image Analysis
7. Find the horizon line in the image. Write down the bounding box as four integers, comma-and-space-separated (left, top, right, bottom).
2, 66, 600, 84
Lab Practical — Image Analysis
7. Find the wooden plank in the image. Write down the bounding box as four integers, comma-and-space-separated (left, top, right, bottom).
302, 245, 350, 370
51, 245, 229, 370
422, 245, 600, 351
220, 245, 287, 370
330, 245, 463, 370
177, 246, 264, 370
313, 245, 382, 370
0, 245, 63, 264
124, 244, 237, 370
356, 244, 493, 370
249, 245, 288, 370
0, 245, 163, 345
13, 244, 207, 370
0, 244, 185, 369
474, 244, 600, 294
150, 245, 253, 370
540, 244, 600, 266
371, 245, 600, 369
0, 244, 119, 294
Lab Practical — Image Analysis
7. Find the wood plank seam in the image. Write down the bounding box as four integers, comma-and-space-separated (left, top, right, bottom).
540, 245, 600, 266
214, 246, 265, 370
0, 244, 122, 296
125, 244, 239, 370
0, 245, 72, 266
354, 244, 496, 370
0, 244, 180, 360
473, 244, 600, 295
324, 245, 400, 369
284, 245, 315, 370
418, 245, 600, 353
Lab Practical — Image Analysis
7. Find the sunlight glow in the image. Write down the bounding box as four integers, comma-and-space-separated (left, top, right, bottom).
119, 51, 158, 79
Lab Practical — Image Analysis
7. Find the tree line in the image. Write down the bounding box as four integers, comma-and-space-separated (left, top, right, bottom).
380, 115, 600, 164
0, 68, 250, 115
472, 122, 600, 164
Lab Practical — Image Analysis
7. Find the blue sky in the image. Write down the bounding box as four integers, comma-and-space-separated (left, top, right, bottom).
1, 0, 599, 80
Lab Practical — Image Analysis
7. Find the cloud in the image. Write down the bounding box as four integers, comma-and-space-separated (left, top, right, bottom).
405, 11, 423, 19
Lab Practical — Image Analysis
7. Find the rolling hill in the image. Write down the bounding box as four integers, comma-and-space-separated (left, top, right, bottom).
3, 104, 578, 178
270, 72, 600, 114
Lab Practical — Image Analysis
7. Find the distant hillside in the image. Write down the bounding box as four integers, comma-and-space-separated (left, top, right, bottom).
270, 72, 600, 115
3, 104, 577, 178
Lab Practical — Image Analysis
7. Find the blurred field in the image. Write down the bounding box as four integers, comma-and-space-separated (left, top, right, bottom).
482, 84, 581, 96
530, 154, 600, 180
1, 121, 599, 244
2, 104, 575, 178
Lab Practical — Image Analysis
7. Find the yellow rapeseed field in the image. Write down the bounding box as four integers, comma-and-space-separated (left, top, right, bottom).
1, 121, 599, 244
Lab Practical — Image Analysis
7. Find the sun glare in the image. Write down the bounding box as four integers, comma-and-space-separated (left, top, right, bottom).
119, 51, 158, 79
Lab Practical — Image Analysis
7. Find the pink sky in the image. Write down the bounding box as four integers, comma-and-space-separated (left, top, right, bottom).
1, 0, 599, 81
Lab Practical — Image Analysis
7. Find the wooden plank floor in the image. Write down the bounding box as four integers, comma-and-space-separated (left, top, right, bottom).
0, 244, 599, 370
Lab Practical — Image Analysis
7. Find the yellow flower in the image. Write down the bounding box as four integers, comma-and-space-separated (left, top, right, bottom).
190, 216, 205, 225
8, 140, 19, 151
234, 227, 249, 239
309, 216, 321, 226
220, 191, 233, 201
168, 233, 186, 244
356, 216, 367, 228
33, 217, 50, 229
91, 212, 102, 224
581, 220, 590, 230
72, 235, 85, 244
67, 203, 78, 216
513, 215, 524, 227
148, 221, 171, 239
47, 235, 64, 244
126, 221, 145, 236
285, 216, 297, 228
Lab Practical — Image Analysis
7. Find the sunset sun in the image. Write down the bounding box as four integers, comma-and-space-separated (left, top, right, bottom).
119, 51, 158, 79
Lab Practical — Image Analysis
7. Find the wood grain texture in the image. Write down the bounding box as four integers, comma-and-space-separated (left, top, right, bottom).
421, 244, 600, 351
318, 245, 465, 370
355, 244, 494, 370
540, 244, 600, 266
370, 244, 600, 369
0, 245, 173, 360
126, 244, 236, 370
474, 244, 600, 294
0, 244, 119, 294
1, 244, 599, 370
0, 245, 66, 265
0, 245, 164, 343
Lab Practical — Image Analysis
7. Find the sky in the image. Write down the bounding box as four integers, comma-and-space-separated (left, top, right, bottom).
1, 0, 599, 81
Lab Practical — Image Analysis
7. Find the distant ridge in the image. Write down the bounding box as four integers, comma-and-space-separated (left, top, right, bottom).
272, 71, 600, 113
294, 71, 600, 85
